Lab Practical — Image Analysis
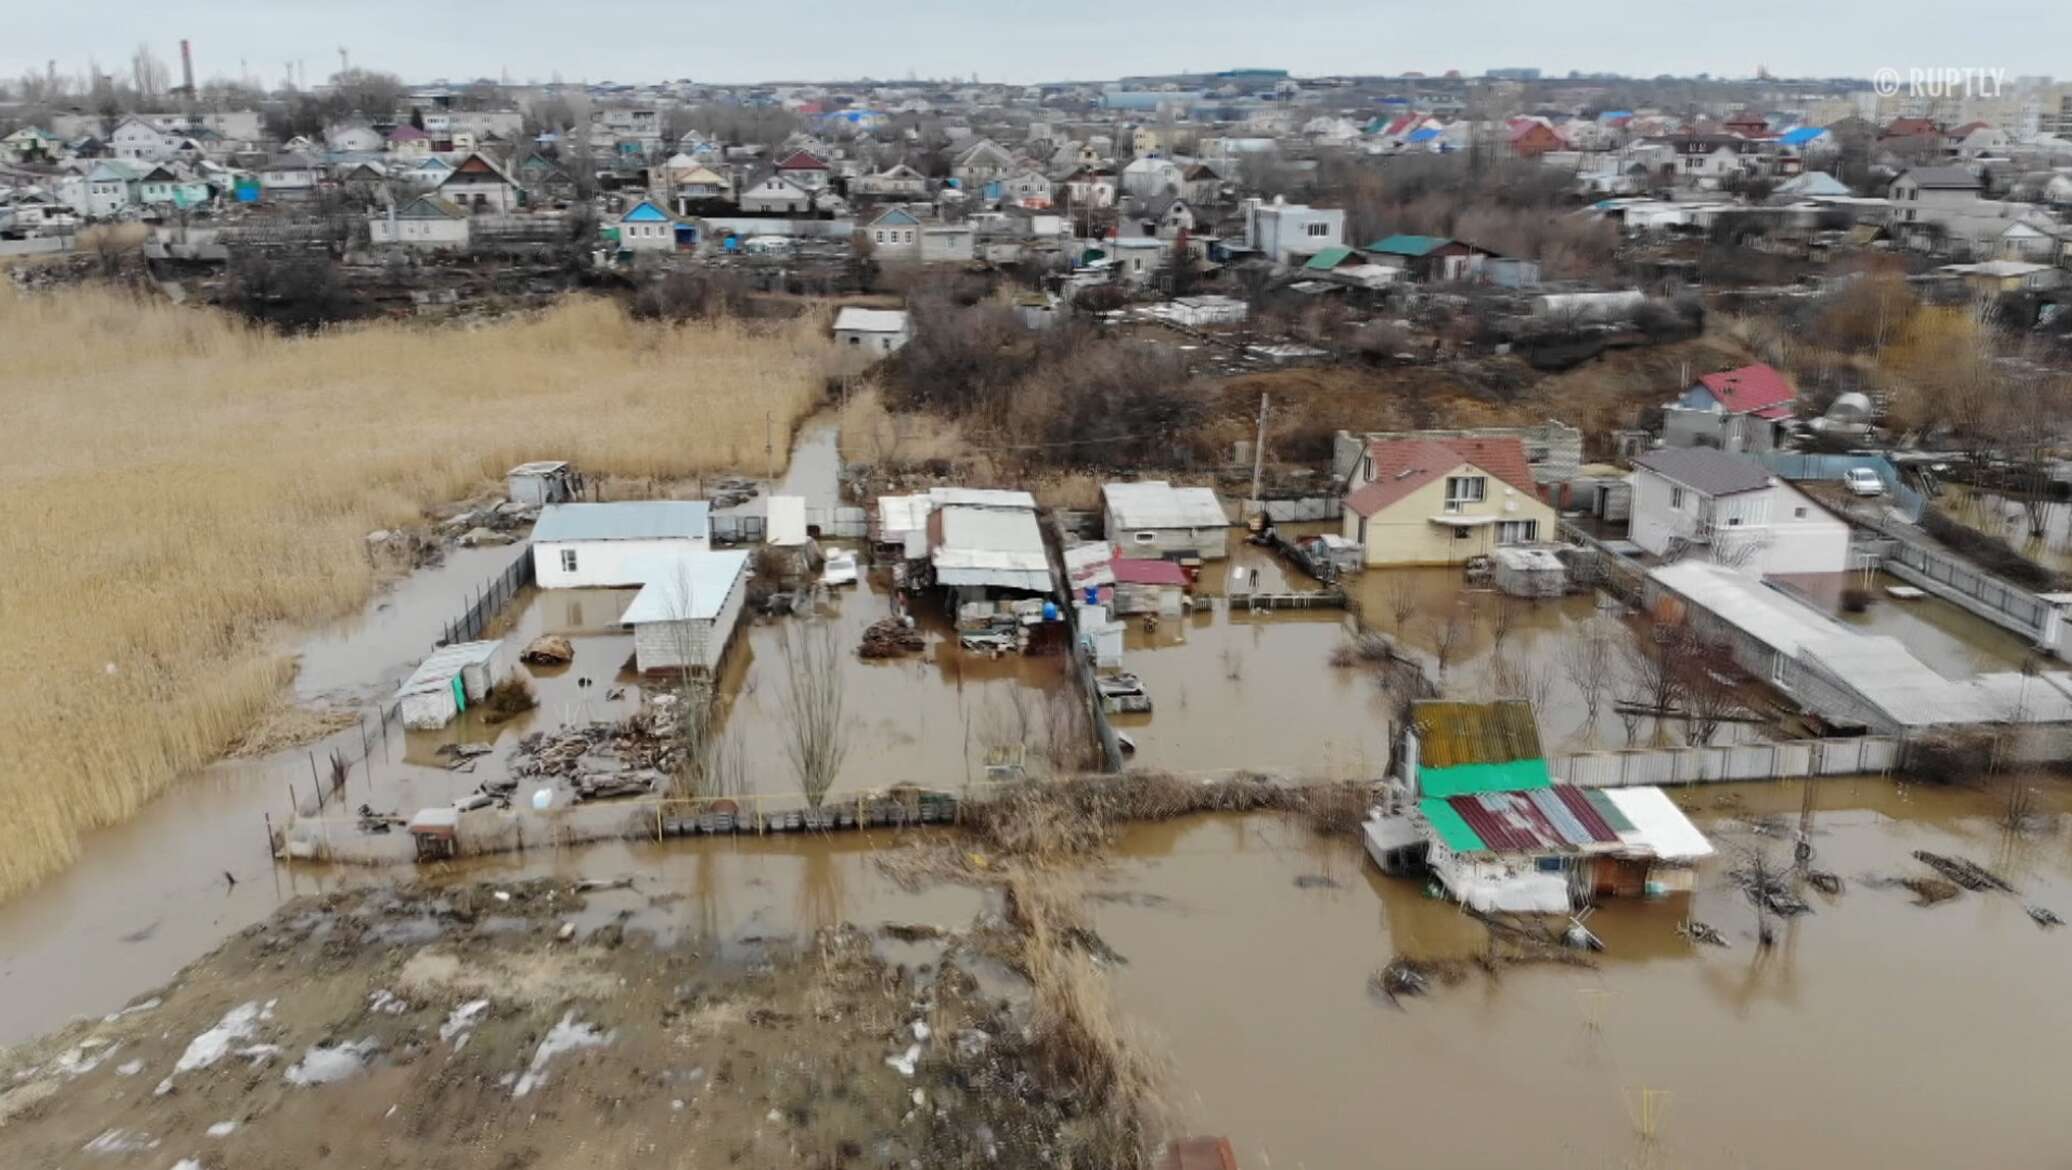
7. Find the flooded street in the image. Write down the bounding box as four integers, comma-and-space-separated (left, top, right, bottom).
1090, 785, 2072, 1170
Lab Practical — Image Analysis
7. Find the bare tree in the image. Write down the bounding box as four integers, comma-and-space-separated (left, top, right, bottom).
1559, 621, 1615, 737
1619, 615, 1684, 744
1674, 635, 1743, 746
1426, 604, 1471, 685
1381, 571, 1420, 632
1488, 593, 1521, 650
778, 620, 851, 810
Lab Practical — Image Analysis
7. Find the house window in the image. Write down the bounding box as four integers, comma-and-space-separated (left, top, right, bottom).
559, 549, 578, 573
1453, 527, 1472, 540
848, 335, 860, 346
1133, 531, 1158, 545
1305, 221, 1329, 237
1497, 520, 1538, 545
881, 338, 893, 351
1670, 486, 1686, 510
1794, 506, 1808, 518
1535, 856, 1565, 874
1443, 476, 1486, 512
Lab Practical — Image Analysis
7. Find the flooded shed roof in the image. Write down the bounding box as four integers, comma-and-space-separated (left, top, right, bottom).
1103, 481, 1228, 530
617, 551, 751, 624
1422, 786, 1625, 856
393, 639, 501, 699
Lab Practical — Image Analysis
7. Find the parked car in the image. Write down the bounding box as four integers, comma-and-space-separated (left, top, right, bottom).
1843, 468, 1885, 497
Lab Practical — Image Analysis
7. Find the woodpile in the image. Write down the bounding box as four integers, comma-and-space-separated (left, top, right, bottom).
511, 715, 678, 801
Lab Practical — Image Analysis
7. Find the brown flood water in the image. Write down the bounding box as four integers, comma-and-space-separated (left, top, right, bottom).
1091, 782, 2072, 1170
1941, 485, 2072, 576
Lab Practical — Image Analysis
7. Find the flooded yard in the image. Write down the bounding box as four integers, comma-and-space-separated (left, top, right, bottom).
1775, 569, 2039, 676
1090, 783, 2072, 1170
1940, 484, 2072, 575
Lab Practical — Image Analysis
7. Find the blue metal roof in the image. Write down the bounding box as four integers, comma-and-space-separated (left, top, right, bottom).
1777, 127, 1828, 146
621, 200, 670, 222
1365, 234, 1450, 257
1406, 128, 1441, 143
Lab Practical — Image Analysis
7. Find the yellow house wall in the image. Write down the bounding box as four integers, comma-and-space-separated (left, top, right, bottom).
1342, 463, 1557, 566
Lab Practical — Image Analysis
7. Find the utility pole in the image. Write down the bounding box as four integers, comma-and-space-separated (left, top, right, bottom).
765, 411, 774, 481
1247, 392, 1269, 530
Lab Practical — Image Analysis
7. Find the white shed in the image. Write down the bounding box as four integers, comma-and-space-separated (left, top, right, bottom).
1102, 481, 1230, 560
619, 550, 753, 673
532, 501, 712, 589
832, 307, 911, 355
393, 640, 508, 730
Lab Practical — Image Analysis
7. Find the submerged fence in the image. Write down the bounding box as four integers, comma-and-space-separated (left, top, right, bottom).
1558, 735, 1902, 788
442, 546, 536, 645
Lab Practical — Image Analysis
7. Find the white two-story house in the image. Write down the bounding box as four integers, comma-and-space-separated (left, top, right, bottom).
1629, 448, 1849, 576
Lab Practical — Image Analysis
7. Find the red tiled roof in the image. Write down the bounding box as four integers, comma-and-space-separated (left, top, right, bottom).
1694, 363, 1795, 414
388, 124, 428, 140
1110, 557, 1190, 586
776, 150, 828, 171
1345, 436, 1540, 518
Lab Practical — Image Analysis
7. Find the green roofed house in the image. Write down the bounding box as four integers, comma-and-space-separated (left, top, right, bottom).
1301, 245, 1359, 272
1362, 233, 1499, 282
1363, 699, 1714, 911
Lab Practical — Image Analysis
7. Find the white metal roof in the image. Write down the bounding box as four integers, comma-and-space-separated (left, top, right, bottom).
1602, 787, 1714, 861
618, 551, 751, 624
508, 460, 569, 476
766, 495, 808, 547
393, 640, 502, 700
533, 501, 710, 543
927, 486, 1036, 510
877, 494, 930, 537
933, 502, 1050, 590
1647, 561, 1840, 659
1102, 481, 1228, 530
832, 307, 909, 333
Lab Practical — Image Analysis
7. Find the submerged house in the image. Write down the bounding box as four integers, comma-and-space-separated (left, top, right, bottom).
925, 488, 1051, 601
393, 640, 509, 730
1341, 436, 1555, 566
1102, 481, 1229, 561
618, 550, 752, 673
1385, 700, 1713, 911
532, 501, 713, 589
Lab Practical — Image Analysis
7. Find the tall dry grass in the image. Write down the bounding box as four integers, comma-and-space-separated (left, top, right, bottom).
0, 288, 833, 899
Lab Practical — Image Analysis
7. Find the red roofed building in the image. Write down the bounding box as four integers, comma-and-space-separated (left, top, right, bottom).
1341, 435, 1555, 566
774, 149, 832, 190
1507, 121, 1564, 158
1664, 362, 1797, 454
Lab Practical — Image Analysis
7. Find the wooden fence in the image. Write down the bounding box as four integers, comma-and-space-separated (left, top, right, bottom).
1557, 735, 1902, 788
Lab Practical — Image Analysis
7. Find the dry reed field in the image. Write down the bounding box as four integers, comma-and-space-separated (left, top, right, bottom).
0, 288, 833, 899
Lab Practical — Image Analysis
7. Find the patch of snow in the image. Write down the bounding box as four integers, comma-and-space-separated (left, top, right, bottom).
512, 1011, 613, 1098
284, 1039, 378, 1087
206, 1121, 239, 1138
885, 1043, 922, 1076
115, 1060, 144, 1077
910, 1021, 930, 1041
100, 996, 159, 1020
438, 999, 491, 1044
170, 1160, 204, 1170
54, 1041, 121, 1077
82, 1128, 158, 1154
173, 1002, 263, 1076
367, 989, 409, 1015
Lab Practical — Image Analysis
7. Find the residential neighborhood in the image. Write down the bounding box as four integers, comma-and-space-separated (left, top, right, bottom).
4, 34, 2072, 1170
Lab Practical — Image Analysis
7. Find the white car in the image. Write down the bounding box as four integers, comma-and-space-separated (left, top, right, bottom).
820, 549, 859, 586
1843, 468, 1885, 497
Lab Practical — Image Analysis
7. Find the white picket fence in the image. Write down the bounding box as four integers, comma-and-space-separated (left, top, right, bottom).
1557, 735, 1902, 788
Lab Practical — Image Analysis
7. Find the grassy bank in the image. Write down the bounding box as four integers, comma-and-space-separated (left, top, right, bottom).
0, 288, 832, 899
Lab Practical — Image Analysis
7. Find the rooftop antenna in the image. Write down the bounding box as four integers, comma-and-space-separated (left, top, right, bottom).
338, 46, 349, 75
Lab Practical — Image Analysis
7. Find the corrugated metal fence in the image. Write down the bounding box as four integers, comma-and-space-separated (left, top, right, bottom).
442, 546, 536, 645
1880, 537, 2054, 642
1558, 735, 1902, 787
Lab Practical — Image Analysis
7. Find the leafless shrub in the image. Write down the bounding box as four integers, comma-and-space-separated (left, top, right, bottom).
1426, 605, 1471, 684
1559, 622, 1616, 735
778, 620, 851, 809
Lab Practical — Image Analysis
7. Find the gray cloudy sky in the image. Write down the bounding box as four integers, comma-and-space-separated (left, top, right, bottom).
7, 0, 2066, 89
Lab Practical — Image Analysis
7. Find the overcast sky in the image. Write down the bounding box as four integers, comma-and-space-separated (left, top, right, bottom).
7, 1, 2066, 90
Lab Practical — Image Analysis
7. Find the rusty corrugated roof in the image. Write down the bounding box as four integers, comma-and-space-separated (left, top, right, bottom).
1411, 700, 1543, 769
1445, 786, 1622, 855
1159, 1137, 1239, 1170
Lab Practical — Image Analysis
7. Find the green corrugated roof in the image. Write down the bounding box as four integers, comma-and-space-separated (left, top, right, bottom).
1584, 788, 1634, 833
1418, 758, 1552, 798
1303, 245, 1355, 270
1365, 234, 1450, 257
1419, 797, 1485, 852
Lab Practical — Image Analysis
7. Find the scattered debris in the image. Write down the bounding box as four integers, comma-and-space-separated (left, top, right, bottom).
880, 922, 947, 942
1291, 874, 1341, 890
1678, 920, 1729, 947
1368, 957, 1469, 1005
1804, 870, 1845, 896
1912, 851, 2015, 893
1903, 878, 1962, 906
859, 618, 925, 659
519, 634, 576, 666
2027, 905, 2063, 929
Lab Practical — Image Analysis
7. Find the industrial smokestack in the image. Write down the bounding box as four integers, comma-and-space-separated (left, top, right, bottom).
180, 39, 195, 95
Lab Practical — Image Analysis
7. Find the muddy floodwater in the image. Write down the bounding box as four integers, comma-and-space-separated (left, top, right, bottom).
1941, 485, 2072, 575
1089, 783, 2072, 1170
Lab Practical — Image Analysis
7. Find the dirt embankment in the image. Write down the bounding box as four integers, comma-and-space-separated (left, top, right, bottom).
0, 880, 1107, 1170
1202, 333, 1755, 462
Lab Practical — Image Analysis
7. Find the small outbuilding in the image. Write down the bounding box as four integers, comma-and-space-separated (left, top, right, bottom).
532, 501, 712, 589
506, 460, 579, 507
618, 550, 753, 673
1491, 546, 1568, 598
1102, 481, 1229, 561
833, 307, 912, 355
393, 640, 508, 730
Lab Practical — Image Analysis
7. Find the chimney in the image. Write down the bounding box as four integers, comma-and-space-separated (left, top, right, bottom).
180, 39, 195, 95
